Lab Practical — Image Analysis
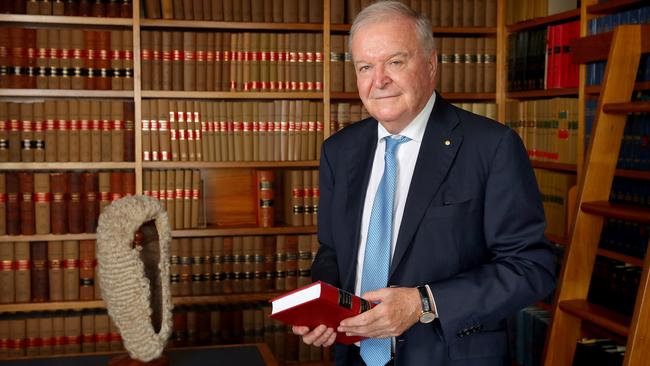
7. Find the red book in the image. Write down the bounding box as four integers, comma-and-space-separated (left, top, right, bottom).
269, 281, 374, 345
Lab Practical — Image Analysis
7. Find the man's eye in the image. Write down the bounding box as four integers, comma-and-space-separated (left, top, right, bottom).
390, 60, 402, 66
358, 65, 370, 72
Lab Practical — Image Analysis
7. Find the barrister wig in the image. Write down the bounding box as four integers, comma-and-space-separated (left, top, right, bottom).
96, 195, 173, 362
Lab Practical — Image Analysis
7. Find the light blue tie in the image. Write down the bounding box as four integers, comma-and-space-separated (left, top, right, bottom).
360, 135, 410, 366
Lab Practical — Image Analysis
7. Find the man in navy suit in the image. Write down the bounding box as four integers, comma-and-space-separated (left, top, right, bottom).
293, 1, 556, 365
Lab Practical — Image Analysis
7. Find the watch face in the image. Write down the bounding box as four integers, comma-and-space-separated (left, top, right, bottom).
420, 312, 436, 324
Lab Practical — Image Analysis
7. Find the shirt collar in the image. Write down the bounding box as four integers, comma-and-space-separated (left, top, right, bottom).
376, 91, 436, 143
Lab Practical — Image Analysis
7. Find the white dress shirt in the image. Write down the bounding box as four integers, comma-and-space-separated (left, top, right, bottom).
355, 92, 437, 296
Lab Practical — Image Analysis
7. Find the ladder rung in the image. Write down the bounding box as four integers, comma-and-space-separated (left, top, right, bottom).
559, 299, 630, 337
602, 101, 650, 114
581, 201, 650, 224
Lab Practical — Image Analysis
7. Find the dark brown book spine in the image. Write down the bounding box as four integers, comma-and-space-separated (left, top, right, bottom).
122, 31, 133, 89
71, 29, 85, 90
67, 172, 84, 234
256, 170, 274, 227
79, 240, 95, 300
21, 102, 35, 162
33, 102, 45, 162
172, 32, 183, 90
107, 0, 121, 17
123, 101, 135, 161
8, 103, 21, 162
123, 171, 135, 196
152, 31, 162, 90
110, 171, 123, 202
34, 173, 51, 235
84, 31, 97, 90
30, 241, 49, 302
121, 0, 132, 18
0, 173, 5, 236
50, 173, 67, 234
96, 31, 111, 90
19, 172, 35, 235
82, 173, 98, 233
183, 32, 196, 91
0, 102, 8, 162
111, 101, 125, 161
92, 0, 106, 16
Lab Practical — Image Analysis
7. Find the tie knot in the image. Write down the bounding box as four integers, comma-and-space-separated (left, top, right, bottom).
384, 135, 410, 155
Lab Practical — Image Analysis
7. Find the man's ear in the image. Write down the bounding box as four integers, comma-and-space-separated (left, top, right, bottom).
429, 50, 438, 78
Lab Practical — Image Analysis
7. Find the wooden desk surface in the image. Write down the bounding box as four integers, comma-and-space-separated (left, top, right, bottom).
1, 343, 278, 366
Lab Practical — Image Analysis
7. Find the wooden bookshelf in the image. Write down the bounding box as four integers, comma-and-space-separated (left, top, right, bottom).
143, 161, 320, 169
597, 248, 644, 267
615, 169, 650, 181
140, 91, 323, 99
531, 161, 577, 173
0, 13, 133, 26
585, 81, 650, 95
587, 0, 646, 15
172, 226, 318, 237
0, 233, 97, 243
558, 299, 630, 337
140, 19, 323, 31
330, 92, 497, 101
507, 88, 579, 99
0, 89, 134, 98
506, 8, 580, 33
330, 24, 497, 34
0, 162, 136, 171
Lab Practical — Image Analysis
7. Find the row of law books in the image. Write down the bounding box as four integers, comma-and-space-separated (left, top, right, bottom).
329, 102, 370, 134
0, 171, 135, 236
610, 178, 650, 208
505, 98, 579, 165
437, 37, 497, 94
506, 0, 576, 26
335, 0, 497, 27
533, 169, 575, 239
601, 218, 649, 260
142, 169, 202, 230
169, 234, 318, 297
143, 0, 324, 24
140, 31, 323, 92
0, 312, 123, 359
0, 240, 100, 304
141, 99, 324, 163
0, 28, 134, 90
279, 169, 319, 228
0, 100, 135, 163
589, 256, 641, 317
0, 0, 132, 17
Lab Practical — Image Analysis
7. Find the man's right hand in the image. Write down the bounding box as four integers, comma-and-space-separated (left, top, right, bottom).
292, 324, 337, 347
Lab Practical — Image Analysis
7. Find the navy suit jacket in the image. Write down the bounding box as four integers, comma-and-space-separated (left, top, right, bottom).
312, 95, 557, 366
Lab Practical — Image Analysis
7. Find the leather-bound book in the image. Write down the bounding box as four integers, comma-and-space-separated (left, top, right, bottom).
79, 100, 92, 162
8, 103, 21, 162
307, 101, 316, 160
183, 32, 196, 91
305, 34, 315, 92
196, 32, 207, 91
440, 37, 454, 93
91, 0, 106, 16
34, 173, 51, 235
274, 235, 286, 291
464, 37, 477, 93
178, 237, 191, 295
241, 0, 251, 21
110, 30, 123, 90
79, 240, 95, 300
177, 101, 188, 161
25, 318, 39, 356
169, 238, 181, 295
231, 237, 243, 293
94, 314, 109, 352
174, 170, 184, 228
123, 101, 135, 161
19, 172, 35, 235
190, 238, 203, 295
0, 103, 8, 162
162, 31, 173, 90
302, 170, 312, 225
484, 37, 496, 92
123, 171, 135, 196
308, 0, 320, 23
258, 33, 269, 92
172, 0, 183, 18
297, 235, 311, 288
0, 173, 5, 235
50, 173, 67, 235
90, 101, 102, 162
55, 100, 69, 162
62, 240, 79, 300
221, 32, 231, 92
485, 0, 496, 27
141, 31, 153, 90
475, 38, 485, 93
68, 100, 80, 162
9, 318, 26, 357
290, 170, 303, 226
0, 242, 15, 303
111, 101, 124, 162
190, 169, 200, 228
169, 100, 180, 161
98, 172, 111, 212
152, 31, 162, 90
109, 171, 123, 202
182, 0, 194, 20
62, 0, 77, 15
343, 35, 355, 93
183, 170, 192, 228
209, 237, 223, 294
52, 315, 65, 354
20, 103, 34, 162
256, 170, 274, 227
33, 102, 45, 162
107, 0, 121, 17
30, 241, 49, 302
242, 102, 253, 161
70, 29, 85, 90
14, 241, 31, 303
145, 0, 161, 18
200, 102, 210, 161
8, 28, 26, 89
311, 170, 318, 225
95, 31, 110, 90
284, 235, 298, 290
229, 33, 239, 91
0, 29, 9, 90
165, 170, 175, 229
48, 241, 63, 301
120, 0, 133, 18
36, 29, 48, 89
329, 35, 343, 93
315, 103, 323, 160
100, 101, 112, 162
81, 313, 94, 353
221, 237, 234, 293
26, 0, 39, 14
39, 317, 53, 355
201, 237, 212, 294
141, 99, 151, 161
150, 101, 160, 161
84, 30, 97, 90
282, 0, 297, 22
82, 173, 98, 233
67, 172, 83, 234
63, 315, 81, 354
172, 31, 183, 91
79, 0, 92, 15
161, 0, 174, 19
122, 31, 134, 90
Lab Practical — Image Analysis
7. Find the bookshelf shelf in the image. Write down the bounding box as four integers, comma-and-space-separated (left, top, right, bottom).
531, 161, 577, 173
587, 0, 646, 15
0, 162, 136, 171
140, 19, 323, 31
581, 201, 650, 224
141, 91, 323, 99
558, 299, 630, 337
0, 90, 134, 98
330, 24, 497, 34
143, 161, 320, 169
330, 92, 497, 101
585, 81, 650, 95
0, 14, 133, 27
602, 101, 650, 114
0, 233, 97, 243
597, 248, 644, 267
615, 169, 650, 181
546, 233, 568, 245
506, 8, 580, 33
172, 226, 318, 237
507, 88, 579, 99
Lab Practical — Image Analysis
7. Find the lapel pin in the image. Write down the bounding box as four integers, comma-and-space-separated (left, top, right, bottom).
444, 139, 451, 146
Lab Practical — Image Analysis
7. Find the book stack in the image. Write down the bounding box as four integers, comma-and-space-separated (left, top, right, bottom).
0, 240, 101, 304
140, 31, 323, 92
0, 171, 135, 236
0, 28, 134, 90
143, 0, 323, 23
283, 169, 319, 227
0, 100, 135, 163
142, 169, 202, 230
141, 100, 323, 162
2, 0, 132, 17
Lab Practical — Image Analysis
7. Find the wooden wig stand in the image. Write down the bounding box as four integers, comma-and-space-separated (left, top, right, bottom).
108, 221, 169, 366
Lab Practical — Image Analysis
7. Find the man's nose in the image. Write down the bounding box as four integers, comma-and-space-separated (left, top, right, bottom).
372, 65, 391, 89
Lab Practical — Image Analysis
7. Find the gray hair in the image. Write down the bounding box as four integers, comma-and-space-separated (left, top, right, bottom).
349, 0, 435, 59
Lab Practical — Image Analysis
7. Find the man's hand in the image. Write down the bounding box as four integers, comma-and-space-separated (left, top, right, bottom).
292, 324, 337, 347
337, 287, 421, 339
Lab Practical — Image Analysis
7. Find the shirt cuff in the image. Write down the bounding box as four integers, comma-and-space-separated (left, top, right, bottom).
425, 284, 439, 319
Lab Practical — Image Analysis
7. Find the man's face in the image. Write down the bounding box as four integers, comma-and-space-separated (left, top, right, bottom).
352, 17, 437, 133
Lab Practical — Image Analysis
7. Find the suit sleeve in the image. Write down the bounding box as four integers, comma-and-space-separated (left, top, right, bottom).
311, 143, 341, 287
429, 128, 557, 343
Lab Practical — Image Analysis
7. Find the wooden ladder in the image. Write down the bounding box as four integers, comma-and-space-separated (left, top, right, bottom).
543, 24, 650, 366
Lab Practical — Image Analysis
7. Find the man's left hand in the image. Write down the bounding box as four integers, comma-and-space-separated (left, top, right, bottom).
337, 287, 421, 339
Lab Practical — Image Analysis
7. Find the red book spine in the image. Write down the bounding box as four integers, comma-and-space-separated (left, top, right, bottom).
122, 171, 135, 196
82, 173, 98, 233
67, 172, 84, 234
50, 173, 68, 235
109, 172, 123, 201
19, 172, 35, 235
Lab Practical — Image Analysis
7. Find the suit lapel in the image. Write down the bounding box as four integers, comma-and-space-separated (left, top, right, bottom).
341, 120, 378, 290
389, 97, 464, 279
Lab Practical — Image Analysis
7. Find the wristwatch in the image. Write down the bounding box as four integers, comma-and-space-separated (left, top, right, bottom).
416, 285, 436, 324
